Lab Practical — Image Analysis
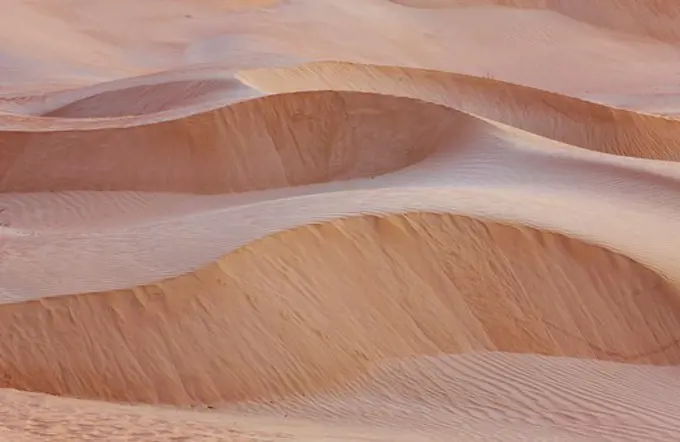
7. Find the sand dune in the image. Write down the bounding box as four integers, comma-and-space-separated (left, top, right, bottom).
4, 0, 680, 440
240, 61, 680, 161
5, 1, 680, 97
4, 214, 680, 440
6, 109, 680, 299
0, 92, 455, 193
3, 212, 680, 405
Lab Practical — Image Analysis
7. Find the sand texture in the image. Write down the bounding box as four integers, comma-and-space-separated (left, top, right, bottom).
3, 0, 680, 440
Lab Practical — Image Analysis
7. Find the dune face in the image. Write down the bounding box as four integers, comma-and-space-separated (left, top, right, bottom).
1, 92, 456, 193
5, 1, 680, 441
1, 212, 680, 408
239, 62, 680, 161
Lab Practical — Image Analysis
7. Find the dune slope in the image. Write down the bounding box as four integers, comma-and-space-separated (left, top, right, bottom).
4, 0, 680, 441
240, 61, 680, 161
3, 212, 680, 406
6, 108, 680, 300
0, 91, 455, 193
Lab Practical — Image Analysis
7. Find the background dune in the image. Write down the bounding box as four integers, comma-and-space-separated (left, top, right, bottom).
5, 0, 680, 98
239, 62, 680, 161
4, 0, 680, 440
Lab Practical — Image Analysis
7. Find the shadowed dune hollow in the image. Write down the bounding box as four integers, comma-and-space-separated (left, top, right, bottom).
0, 92, 455, 193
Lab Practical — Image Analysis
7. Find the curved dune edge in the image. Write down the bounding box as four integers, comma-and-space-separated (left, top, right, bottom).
6, 60, 680, 196
4, 59, 680, 163
1, 353, 679, 441
43, 78, 253, 118
0, 72, 268, 132
1, 212, 679, 407
0, 66, 263, 118
237, 61, 680, 161
5, 111, 680, 299
0, 91, 456, 193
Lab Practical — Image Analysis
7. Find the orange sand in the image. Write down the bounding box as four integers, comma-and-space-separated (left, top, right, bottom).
3, 0, 680, 440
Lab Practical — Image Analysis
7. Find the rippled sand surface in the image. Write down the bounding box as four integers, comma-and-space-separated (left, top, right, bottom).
3, 1, 680, 440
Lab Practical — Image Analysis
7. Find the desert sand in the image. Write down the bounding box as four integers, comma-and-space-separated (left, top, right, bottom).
3, 0, 680, 440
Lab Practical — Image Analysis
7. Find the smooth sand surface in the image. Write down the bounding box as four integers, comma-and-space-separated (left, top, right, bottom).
4, 0, 680, 440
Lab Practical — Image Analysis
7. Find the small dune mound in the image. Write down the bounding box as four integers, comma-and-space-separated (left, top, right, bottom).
0, 213, 677, 406
0, 91, 457, 193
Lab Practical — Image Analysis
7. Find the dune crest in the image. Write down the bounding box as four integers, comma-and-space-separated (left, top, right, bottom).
4, 0, 680, 440
239, 61, 680, 161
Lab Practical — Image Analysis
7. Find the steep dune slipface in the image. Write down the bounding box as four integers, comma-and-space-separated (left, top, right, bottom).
239, 61, 680, 161
0, 91, 455, 193
0, 213, 678, 407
